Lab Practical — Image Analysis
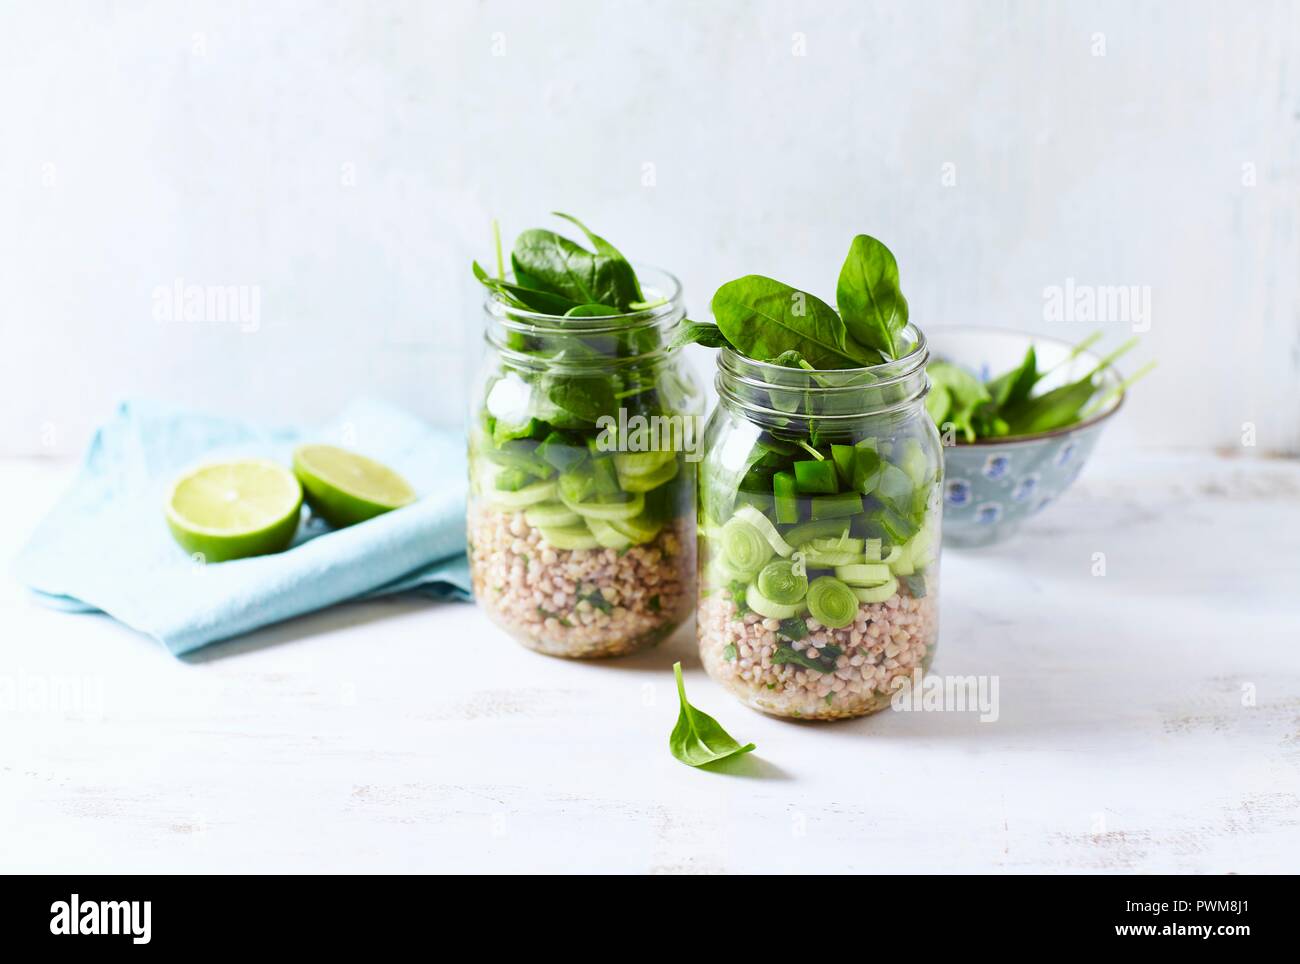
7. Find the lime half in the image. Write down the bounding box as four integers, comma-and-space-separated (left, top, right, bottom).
292, 444, 415, 528
165, 459, 303, 563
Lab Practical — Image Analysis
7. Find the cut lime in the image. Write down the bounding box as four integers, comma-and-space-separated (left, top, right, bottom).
165, 459, 303, 563
292, 444, 416, 528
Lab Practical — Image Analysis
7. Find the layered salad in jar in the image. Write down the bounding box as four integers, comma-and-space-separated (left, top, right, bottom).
467, 215, 701, 658
679, 234, 942, 718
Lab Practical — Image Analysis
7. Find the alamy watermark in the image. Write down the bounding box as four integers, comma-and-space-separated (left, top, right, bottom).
152, 278, 261, 333
890, 669, 1000, 722
1043, 278, 1150, 332
595, 408, 705, 462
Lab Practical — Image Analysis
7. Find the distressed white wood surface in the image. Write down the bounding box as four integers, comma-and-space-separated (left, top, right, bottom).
2, 452, 1298, 874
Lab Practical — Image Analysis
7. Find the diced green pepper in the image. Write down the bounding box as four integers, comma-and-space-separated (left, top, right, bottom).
773, 471, 801, 524
494, 467, 533, 491
485, 438, 554, 478
493, 417, 545, 446
851, 439, 883, 494
874, 504, 919, 542
536, 431, 587, 473
794, 460, 838, 494
736, 489, 774, 515
591, 457, 620, 498
875, 462, 915, 514
810, 491, 863, 520
897, 438, 929, 487
831, 444, 855, 487
558, 467, 596, 504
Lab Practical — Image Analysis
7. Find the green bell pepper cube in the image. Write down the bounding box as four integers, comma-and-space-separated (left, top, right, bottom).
831, 444, 856, 487
773, 471, 801, 524
810, 491, 863, 520
794, 459, 838, 494
851, 439, 883, 494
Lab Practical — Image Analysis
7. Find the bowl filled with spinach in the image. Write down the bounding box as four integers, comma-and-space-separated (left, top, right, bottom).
467, 214, 703, 657
926, 326, 1153, 547
679, 235, 943, 720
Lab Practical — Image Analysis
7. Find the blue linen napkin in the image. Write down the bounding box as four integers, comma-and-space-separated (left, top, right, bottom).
14, 398, 471, 656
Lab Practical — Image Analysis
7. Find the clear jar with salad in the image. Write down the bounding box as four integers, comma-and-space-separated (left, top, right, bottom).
681, 235, 942, 718
467, 216, 702, 658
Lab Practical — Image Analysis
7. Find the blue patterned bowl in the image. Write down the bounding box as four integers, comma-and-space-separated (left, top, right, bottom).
929, 327, 1125, 548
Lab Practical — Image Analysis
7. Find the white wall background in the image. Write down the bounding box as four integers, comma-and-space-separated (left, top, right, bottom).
2, 0, 1297, 456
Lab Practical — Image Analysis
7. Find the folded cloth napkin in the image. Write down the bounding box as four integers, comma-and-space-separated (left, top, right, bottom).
14, 398, 471, 656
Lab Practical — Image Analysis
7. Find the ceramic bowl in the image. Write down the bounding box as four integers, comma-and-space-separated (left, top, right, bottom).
928, 326, 1125, 548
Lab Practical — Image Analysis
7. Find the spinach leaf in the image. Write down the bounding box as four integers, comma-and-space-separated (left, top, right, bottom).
669, 662, 756, 767
999, 376, 1100, 435
582, 588, 613, 615
772, 643, 842, 673
552, 212, 645, 303
670, 320, 733, 351
536, 372, 617, 428
835, 234, 909, 359
927, 333, 1149, 441
565, 303, 621, 317
768, 349, 813, 369
711, 275, 882, 369
985, 344, 1038, 408
778, 615, 809, 640
512, 224, 641, 311
472, 260, 578, 315
927, 361, 989, 442
925, 380, 951, 426
901, 572, 927, 598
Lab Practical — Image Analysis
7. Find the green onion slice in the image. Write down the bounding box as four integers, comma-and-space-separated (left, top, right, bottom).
756, 560, 809, 606
806, 576, 858, 629
720, 517, 774, 576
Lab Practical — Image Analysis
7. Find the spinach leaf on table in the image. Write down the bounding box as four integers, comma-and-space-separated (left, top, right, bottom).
711, 275, 883, 369
669, 662, 756, 768
835, 234, 909, 359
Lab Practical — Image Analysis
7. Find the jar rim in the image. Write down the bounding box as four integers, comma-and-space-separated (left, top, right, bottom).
718, 323, 929, 386
714, 324, 932, 424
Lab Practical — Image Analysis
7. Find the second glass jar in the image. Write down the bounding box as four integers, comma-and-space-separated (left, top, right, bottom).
696, 327, 943, 719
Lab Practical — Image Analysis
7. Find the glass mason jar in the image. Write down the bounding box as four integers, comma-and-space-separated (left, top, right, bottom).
696, 326, 942, 719
468, 268, 703, 658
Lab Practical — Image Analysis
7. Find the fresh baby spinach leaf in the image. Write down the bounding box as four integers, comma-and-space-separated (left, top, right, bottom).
472, 260, 579, 316
772, 643, 842, 673
670, 662, 756, 768
512, 224, 641, 312
551, 211, 645, 304
682, 234, 908, 370
835, 234, 909, 359
670, 320, 732, 351
927, 332, 1151, 441
778, 615, 809, 640
926, 361, 990, 442
999, 338, 1138, 436
711, 275, 882, 369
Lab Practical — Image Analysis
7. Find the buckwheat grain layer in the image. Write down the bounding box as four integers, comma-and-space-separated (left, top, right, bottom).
698, 582, 938, 720
469, 503, 694, 658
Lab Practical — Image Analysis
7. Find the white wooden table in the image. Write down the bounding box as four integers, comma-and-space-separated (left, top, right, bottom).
2, 452, 1297, 874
